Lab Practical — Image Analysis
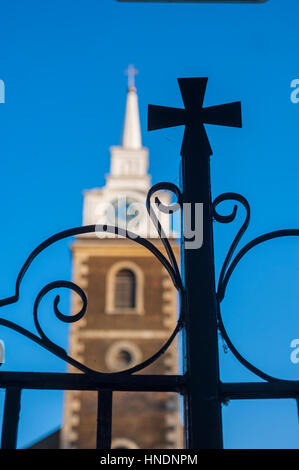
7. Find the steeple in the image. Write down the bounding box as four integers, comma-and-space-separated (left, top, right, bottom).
105, 65, 150, 187
122, 87, 142, 149
122, 65, 142, 149
81, 66, 172, 239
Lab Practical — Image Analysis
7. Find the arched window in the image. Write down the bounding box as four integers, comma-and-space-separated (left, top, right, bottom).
114, 269, 136, 309
105, 261, 144, 315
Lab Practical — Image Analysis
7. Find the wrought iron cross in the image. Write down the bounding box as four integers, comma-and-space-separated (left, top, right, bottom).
148, 77, 241, 157
148, 78, 242, 448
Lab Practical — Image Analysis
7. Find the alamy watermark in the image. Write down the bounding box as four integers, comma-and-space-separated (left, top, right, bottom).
0, 340, 4, 364
290, 339, 299, 364
290, 79, 299, 104
0, 79, 4, 103
93, 196, 203, 249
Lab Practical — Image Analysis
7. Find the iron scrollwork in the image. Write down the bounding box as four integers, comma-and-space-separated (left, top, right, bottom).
213, 192, 299, 383
0, 182, 297, 384
0, 183, 185, 377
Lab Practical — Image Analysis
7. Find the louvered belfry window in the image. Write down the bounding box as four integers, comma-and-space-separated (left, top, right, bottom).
114, 269, 136, 309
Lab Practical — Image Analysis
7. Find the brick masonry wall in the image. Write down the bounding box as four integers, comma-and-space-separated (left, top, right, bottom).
60, 239, 182, 449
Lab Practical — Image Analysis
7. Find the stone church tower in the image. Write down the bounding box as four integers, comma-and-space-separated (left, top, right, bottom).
60, 70, 182, 449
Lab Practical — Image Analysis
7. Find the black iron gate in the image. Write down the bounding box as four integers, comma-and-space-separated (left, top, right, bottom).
0, 77, 298, 449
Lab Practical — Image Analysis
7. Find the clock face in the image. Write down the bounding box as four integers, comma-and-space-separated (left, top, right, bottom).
109, 197, 139, 228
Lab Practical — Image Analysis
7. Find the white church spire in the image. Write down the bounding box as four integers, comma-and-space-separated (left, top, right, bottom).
106, 65, 149, 184
122, 65, 142, 149
82, 67, 173, 238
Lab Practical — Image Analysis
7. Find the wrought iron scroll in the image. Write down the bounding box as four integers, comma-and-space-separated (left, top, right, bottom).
0, 184, 297, 385
0, 183, 184, 377
213, 192, 299, 383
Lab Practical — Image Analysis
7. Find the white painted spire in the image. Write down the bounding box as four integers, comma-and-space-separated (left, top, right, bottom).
122, 65, 142, 149
81, 67, 173, 239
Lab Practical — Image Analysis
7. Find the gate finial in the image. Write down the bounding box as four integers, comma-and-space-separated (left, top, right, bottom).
148, 77, 242, 156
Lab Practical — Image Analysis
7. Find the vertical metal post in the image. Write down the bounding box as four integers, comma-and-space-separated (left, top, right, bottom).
182, 151, 223, 449
1, 387, 21, 449
96, 390, 113, 449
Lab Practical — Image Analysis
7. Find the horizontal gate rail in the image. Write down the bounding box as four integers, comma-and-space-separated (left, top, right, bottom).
221, 382, 299, 401
0, 372, 186, 392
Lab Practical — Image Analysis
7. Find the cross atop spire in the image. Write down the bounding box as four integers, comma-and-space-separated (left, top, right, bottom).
122, 66, 142, 149
125, 64, 139, 91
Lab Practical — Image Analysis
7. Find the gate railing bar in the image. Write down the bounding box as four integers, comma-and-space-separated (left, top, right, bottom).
0, 372, 186, 392
97, 390, 113, 450
220, 382, 299, 400
1, 387, 21, 450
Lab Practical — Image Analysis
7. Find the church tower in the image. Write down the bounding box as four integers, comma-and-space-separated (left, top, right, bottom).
61, 68, 182, 449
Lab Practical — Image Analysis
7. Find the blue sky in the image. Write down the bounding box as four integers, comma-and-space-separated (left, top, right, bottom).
0, 0, 298, 449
